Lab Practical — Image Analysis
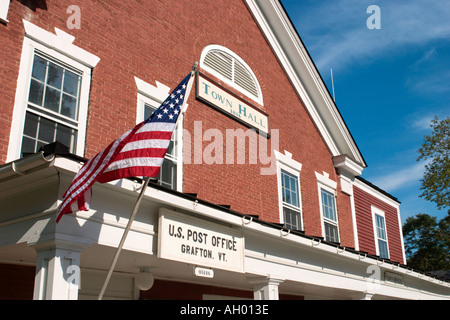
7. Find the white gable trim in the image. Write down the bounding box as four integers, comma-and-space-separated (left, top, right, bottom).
245, 0, 366, 168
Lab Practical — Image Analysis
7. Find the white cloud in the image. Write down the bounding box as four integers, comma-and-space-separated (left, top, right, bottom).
370, 162, 426, 192
287, 0, 450, 71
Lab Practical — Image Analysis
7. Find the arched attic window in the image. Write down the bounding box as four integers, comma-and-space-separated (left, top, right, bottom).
200, 45, 263, 105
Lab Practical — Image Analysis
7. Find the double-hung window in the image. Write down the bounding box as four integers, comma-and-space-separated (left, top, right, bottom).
281, 169, 301, 230
135, 77, 182, 191
320, 188, 339, 243
316, 171, 339, 243
275, 150, 303, 231
22, 53, 81, 156
372, 207, 389, 259
7, 20, 99, 162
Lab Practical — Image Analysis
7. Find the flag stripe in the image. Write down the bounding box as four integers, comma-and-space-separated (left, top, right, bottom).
121, 139, 171, 152
137, 122, 177, 134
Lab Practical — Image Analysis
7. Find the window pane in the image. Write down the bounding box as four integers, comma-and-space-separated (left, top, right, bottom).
61, 93, 77, 119
159, 159, 177, 190
31, 55, 47, 82
63, 70, 80, 96
144, 104, 156, 120
28, 79, 44, 106
378, 240, 389, 259
166, 139, 175, 157
43, 87, 61, 113
325, 222, 339, 243
21, 136, 36, 155
38, 117, 55, 143
56, 123, 75, 150
23, 112, 39, 137
47, 62, 63, 89
283, 206, 301, 230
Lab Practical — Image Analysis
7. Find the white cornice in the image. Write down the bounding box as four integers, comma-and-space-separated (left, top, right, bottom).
23, 19, 100, 68
245, 0, 366, 169
333, 154, 364, 177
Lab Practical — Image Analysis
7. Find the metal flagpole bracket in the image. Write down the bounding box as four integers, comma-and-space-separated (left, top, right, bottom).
181, 62, 198, 115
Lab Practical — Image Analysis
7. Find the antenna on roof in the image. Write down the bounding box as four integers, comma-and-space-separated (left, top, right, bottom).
330, 68, 336, 102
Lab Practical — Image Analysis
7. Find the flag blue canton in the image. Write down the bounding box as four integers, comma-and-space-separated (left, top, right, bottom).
148, 74, 190, 123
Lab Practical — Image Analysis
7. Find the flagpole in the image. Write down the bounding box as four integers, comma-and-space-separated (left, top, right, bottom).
97, 176, 150, 300
97, 64, 197, 300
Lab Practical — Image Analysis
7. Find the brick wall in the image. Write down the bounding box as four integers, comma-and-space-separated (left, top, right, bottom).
1, 0, 355, 246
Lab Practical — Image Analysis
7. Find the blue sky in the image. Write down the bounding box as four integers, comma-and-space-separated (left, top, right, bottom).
281, 0, 449, 224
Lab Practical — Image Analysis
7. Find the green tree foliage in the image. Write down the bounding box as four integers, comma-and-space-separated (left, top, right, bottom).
402, 212, 450, 271
417, 116, 450, 210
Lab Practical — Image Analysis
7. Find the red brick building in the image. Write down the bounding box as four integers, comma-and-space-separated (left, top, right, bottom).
0, 0, 449, 300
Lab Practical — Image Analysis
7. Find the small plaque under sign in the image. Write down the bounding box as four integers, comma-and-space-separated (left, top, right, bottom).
194, 267, 214, 279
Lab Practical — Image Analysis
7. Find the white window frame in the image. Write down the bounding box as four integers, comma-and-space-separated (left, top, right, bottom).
0, 0, 10, 23
7, 20, 100, 162
135, 77, 184, 192
275, 150, 303, 230
316, 171, 340, 243
371, 206, 390, 259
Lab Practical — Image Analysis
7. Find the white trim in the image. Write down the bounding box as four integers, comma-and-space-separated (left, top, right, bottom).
7, 20, 99, 162
371, 206, 390, 259
134, 77, 183, 193
396, 206, 407, 265
274, 150, 303, 229
333, 155, 364, 177
315, 171, 337, 190
316, 171, 339, 242
200, 44, 263, 105
0, 0, 10, 23
353, 178, 401, 209
22, 20, 100, 68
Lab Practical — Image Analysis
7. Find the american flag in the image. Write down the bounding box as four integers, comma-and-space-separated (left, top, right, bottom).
56, 73, 192, 223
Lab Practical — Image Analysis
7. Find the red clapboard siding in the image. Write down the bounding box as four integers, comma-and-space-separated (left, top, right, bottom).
354, 186, 404, 264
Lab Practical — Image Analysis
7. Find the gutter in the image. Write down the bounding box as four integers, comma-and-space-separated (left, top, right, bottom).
0, 152, 55, 183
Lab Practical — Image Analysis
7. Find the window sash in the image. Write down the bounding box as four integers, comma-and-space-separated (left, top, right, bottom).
324, 221, 339, 243
281, 169, 300, 208
283, 206, 301, 231
29, 53, 82, 122
378, 239, 389, 259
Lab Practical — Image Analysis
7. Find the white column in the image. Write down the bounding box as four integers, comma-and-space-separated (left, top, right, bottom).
248, 276, 284, 300
33, 246, 82, 300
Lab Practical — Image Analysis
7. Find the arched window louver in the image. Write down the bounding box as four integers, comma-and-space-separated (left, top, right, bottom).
201, 45, 263, 104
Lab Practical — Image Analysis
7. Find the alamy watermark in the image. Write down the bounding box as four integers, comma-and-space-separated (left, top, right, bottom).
66, 5, 81, 30
67, 265, 81, 288
367, 5, 381, 29
182, 121, 279, 176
